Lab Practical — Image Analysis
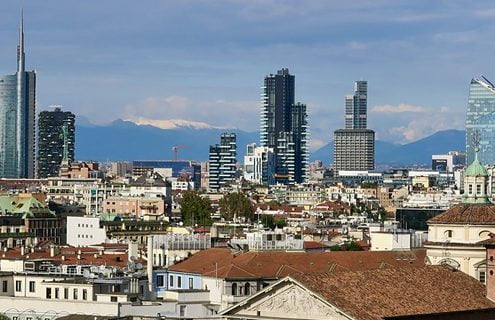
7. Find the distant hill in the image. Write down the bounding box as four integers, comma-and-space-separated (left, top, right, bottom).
310, 129, 465, 166
75, 121, 465, 165
75, 119, 258, 162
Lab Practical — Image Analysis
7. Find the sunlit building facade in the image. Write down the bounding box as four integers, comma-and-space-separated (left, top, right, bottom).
466, 76, 495, 165
0, 12, 36, 178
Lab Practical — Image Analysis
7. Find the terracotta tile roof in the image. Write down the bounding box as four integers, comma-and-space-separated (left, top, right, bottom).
293, 266, 495, 320
303, 241, 330, 249
169, 248, 426, 279
0, 246, 139, 268
428, 204, 495, 225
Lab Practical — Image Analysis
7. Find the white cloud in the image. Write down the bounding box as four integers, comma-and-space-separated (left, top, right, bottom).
370, 104, 464, 144
371, 103, 428, 113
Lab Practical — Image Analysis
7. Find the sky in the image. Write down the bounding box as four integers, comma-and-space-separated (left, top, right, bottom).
0, 0, 494, 151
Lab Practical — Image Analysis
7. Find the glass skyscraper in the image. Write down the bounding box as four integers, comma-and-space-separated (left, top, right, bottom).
345, 80, 368, 129
0, 11, 36, 178
466, 76, 495, 166
260, 68, 308, 184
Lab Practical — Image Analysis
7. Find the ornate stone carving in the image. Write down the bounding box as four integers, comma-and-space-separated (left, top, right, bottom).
245, 284, 340, 318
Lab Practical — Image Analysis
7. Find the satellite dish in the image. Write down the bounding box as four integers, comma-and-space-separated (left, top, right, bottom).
135, 263, 143, 270
83, 269, 91, 278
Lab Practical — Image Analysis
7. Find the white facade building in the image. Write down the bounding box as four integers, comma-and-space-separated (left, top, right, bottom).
66, 216, 107, 247
243, 143, 276, 186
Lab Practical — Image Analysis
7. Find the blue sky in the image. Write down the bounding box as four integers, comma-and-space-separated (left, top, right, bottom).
0, 0, 493, 150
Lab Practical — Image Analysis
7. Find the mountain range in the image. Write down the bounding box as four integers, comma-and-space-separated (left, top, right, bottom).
75, 120, 465, 166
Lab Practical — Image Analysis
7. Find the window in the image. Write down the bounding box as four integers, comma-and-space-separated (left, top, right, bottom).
55, 287, 59, 299
480, 271, 486, 283
110, 296, 118, 302
444, 230, 453, 239
15, 280, 21, 292
169, 275, 174, 287
231, 283, 237, 296
477, 184, 482, 194
177, 276, 182, 288
29, 281, 35, 293
189, 277, 193, 289
179, 305, 186, 317
156, 275, 164, 287
469, 184, 473, 194
73, 288, 78, 300
46, 287, 52, 299
64, 288, 69, 299
26, 317, 32, 320
2, 280, 7, 292
82, 289, 87, 300
244, 283, 251, 295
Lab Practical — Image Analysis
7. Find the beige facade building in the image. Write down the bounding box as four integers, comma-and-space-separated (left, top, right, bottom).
426, 149, 495, 282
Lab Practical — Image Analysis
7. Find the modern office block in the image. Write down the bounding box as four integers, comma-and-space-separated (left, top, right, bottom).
37, 108, 75, 178
260, 68, 308, 184
244, 143, 276, 185
345, 80, 368, 129
208, 133, 237, 191
334, 129, 375, 171
0, 12, 36, 178
466, 76, 495, 165
334, 81, 375, 172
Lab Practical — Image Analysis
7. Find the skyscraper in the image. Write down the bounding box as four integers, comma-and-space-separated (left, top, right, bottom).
260, 68, 308, 184
334, 81, 375, 172
0, 10, 36, 178
345, 80, 368, 129
37, 108, 76, 178
466, 76, 495, 165
208, 133, 237, 191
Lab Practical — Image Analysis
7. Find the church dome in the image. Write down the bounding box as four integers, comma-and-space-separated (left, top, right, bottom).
465, 148, 489, 177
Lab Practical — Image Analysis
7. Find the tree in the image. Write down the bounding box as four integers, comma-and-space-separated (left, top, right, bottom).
179, 191, 212, 226
330, 241, 363, 251
219, 192, 254, 221
261, 215, 286, 229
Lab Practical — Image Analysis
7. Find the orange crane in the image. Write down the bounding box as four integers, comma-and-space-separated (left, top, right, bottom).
172, 145, 188, 161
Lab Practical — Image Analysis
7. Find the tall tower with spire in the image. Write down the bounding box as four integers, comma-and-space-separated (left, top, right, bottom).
0, 8, 36, 178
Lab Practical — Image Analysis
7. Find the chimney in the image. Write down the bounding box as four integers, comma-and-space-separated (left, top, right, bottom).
50, 246, 55, 258
485, 236, 495, 301
61, 255, 65, 261
77, 254, 81, 260
20, 246, 25, 256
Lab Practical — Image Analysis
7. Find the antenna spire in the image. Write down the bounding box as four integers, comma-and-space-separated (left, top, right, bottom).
17, 6, 25, 72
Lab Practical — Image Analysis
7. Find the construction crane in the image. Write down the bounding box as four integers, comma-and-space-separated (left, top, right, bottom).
172, 145, 188, 161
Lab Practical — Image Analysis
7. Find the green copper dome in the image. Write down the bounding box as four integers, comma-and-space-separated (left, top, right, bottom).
465, 148, 489, 177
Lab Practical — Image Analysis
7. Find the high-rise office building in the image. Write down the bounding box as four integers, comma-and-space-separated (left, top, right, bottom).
37, 108, 76, 178
466, 76, 495, 165
0, 11, 36, 178
208, 133, 237, 191
345, 80, 368, 129
260, 68, 308, 184
334, 81, 375, 172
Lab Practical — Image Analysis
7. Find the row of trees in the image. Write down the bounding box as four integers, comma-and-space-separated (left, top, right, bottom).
179, 191, 254, 226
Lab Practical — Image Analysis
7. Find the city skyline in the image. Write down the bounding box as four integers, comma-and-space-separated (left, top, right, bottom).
0, 1, 493, 151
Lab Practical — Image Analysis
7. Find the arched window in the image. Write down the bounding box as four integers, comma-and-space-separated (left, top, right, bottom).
231, 283, 237, 296
444, 230, 453, 239
244, 282, 251, 295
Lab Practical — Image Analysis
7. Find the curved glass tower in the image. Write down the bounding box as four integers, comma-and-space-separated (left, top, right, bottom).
466, 76, 495, 166
0, 10, 36, 178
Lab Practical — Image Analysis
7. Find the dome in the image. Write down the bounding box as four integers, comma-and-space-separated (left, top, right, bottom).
465, 148, 489, 177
